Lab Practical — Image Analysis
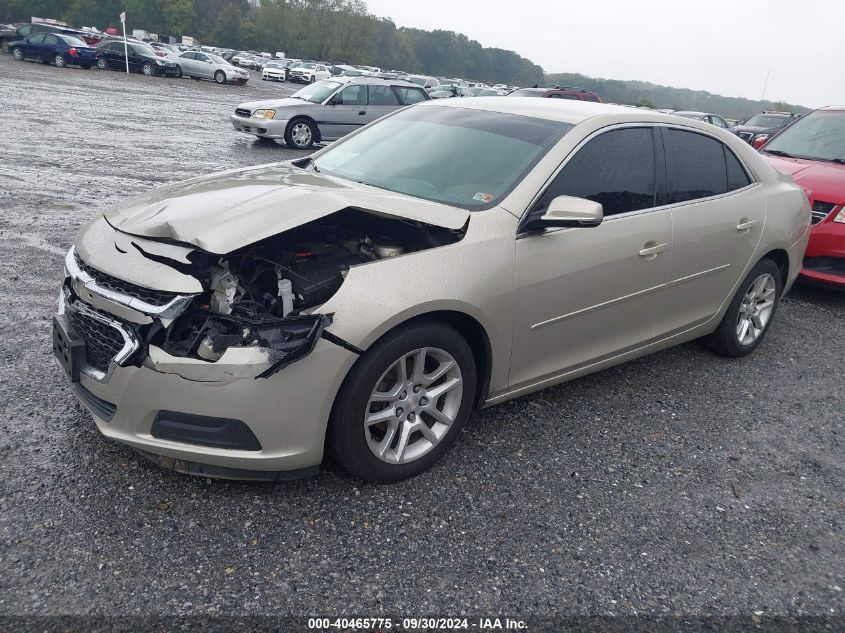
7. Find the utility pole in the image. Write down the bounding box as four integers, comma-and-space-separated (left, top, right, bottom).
760, 69, 770, 101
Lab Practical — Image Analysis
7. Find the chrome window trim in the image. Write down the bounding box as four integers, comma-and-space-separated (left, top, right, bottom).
517, 121, 760, 232
66, 246, 195, 320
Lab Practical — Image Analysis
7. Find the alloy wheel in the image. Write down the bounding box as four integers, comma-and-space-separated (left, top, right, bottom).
363, 347, 463, 465
97, 57, 107, 69
142, 62, 153, 75
736, 273, 776, 345
12, 47, 23, 61
290, 122, 312, 147
54, 54, 66, 68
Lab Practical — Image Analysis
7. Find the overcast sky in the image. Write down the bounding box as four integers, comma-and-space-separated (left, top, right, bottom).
366, 0, 842, 108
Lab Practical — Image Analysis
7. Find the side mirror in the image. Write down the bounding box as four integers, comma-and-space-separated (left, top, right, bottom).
524, 196, 604, 231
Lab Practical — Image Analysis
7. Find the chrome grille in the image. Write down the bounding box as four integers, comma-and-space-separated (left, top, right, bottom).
74, 252, 180, 307
235, 107, 251, 117
66, 301, 138, 375
811, 201, 836, 225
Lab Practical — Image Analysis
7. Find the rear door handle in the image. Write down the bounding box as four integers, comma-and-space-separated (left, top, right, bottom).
736, 219, 758, 231
638, 242, 667, 259
358, 110, 366, 115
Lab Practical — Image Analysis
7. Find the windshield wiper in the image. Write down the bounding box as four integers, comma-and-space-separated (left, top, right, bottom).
763, 149, 794, 158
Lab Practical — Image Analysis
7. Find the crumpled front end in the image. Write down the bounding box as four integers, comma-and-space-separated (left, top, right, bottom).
53, 204, 465, 477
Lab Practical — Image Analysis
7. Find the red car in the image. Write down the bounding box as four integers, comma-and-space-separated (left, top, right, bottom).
758, 106, 845, 288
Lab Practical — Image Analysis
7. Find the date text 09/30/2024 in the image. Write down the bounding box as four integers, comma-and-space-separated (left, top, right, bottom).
306, 617, 528, 630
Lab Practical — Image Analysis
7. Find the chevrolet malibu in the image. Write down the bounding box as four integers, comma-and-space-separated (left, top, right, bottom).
54, 99, 811, 482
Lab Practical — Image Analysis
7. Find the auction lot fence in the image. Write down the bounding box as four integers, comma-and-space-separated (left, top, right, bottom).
0, 616, 840, 632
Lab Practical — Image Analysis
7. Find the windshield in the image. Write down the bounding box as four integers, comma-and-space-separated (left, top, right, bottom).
763, 110, 845, 163
407, 76, 428, 86
297, 62, 316, 69
291, 80, 341, 103
745, 114, 791, 128
133, 43, 155, 55
314, 106, 571, 209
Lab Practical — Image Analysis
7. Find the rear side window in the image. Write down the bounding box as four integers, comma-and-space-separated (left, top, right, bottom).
725, 146, 752, 190
663, 128, 727, 203
394, 87, 427, 104
536, 127, 656, 216
368, 84, 399, 106
29, 33, 47, 44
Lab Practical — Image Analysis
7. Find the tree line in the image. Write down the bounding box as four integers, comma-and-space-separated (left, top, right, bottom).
546, 72, 809, 121
0, 0, 545, 85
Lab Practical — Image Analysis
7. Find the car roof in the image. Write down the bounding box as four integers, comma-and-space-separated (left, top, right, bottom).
418, 97, 699, 126
329, 76, 423, 88
674, 111, 712, 116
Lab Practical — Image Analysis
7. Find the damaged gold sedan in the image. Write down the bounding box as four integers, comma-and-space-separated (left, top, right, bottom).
54, 98, 810, 482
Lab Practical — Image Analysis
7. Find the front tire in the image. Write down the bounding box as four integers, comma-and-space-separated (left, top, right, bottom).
214, 70, 226, 84
11, 47, 24, 61
706, 258, 782, 357
284, 118, 317, 149
328, 322, 477, 483
174, 65, 182, 78
309, 74, 315, 83
54, 54, 66, 68
141, 61, 153, 76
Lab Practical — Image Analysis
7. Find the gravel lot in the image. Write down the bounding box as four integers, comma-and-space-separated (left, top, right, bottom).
0, 54, 842, 628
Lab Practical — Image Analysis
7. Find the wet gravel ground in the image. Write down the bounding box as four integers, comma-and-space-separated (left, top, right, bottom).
0, 54, 843, 626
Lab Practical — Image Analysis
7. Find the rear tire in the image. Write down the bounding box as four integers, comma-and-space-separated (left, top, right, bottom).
96, 57, 107, 70
1, 39, 9, 54
54, 54, 66, 68
705, 258, 782, 357
328, 322, 477, 483
11, 47, 24, 61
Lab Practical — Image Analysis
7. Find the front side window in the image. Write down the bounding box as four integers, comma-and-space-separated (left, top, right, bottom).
334, 84, 367, 105
535, 127, 656, 216
314, 106, 571, 209
664, 128, 730, 203
368, 84, 399, 106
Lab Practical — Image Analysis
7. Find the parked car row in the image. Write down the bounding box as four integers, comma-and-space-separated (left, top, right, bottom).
4, 24, 250, 84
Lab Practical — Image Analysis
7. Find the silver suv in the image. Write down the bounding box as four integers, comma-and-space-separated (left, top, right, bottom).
230, 77, 431, 148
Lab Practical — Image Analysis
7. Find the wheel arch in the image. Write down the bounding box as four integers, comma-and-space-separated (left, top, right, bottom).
759, 248, 790, 286
335, 308, 493, 411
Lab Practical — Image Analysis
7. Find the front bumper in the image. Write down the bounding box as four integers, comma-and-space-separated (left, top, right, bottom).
262, 70, 285, 81
230, 113, 288, 138
65, 337, 355, 475
800, 213, 845, 287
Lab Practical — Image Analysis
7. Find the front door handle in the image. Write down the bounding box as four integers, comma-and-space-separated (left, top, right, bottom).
736, 218, 758, 232
638, 242, 667, 260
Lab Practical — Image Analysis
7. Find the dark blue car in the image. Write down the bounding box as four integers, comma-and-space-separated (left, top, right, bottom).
9, 32, 97, 69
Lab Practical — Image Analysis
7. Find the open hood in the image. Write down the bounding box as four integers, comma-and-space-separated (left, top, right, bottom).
103, 162, 470, 254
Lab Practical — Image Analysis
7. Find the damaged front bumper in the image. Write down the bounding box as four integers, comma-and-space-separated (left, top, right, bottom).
54, 246, 357, 476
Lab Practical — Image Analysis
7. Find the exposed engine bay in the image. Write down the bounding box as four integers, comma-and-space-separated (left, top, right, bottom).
137, 209, 465, 374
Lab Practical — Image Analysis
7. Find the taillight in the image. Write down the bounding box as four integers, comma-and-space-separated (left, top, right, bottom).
752, 135, 769, 150
69, 48, 78, 57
